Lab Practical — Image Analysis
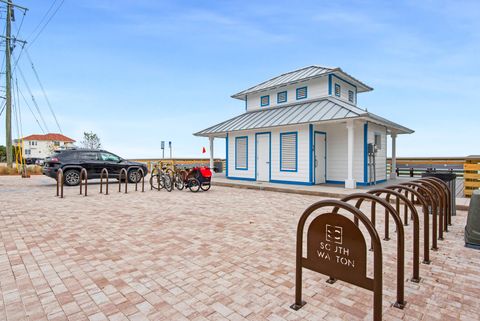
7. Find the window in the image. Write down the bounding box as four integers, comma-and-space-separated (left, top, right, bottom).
277, 91, 287, 103
348, 90, 354, 103
54, 141, 60, 146
78, 152, 98, 161
235, 137, 248, 170
25, 149, 30, 155
260, 95, 270, 107
335, 84, 341, 97
100, 152, 121, 162
296, 86, 307, 100
280, 132, 297, 171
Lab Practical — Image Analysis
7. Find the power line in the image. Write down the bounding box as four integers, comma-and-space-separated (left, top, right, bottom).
25, 48, 62, 133
28, 0, 65, 47
17, 83, 45, 134
16, 63, 49, 132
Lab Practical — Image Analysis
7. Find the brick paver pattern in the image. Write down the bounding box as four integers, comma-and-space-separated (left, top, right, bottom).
0, 176, 479, 321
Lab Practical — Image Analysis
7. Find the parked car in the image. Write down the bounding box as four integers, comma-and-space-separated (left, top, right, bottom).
43, 149, 148, 186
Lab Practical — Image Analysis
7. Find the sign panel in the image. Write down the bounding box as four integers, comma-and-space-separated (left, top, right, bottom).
304, 213, 373, 290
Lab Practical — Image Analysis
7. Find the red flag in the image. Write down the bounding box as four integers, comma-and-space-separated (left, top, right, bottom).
202, 147, 206, 153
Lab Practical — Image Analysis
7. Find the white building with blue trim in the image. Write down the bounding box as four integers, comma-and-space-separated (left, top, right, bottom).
195, 66, 413, 188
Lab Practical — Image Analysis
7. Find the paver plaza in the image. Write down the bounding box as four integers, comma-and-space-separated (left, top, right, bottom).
0, 176, 478, 321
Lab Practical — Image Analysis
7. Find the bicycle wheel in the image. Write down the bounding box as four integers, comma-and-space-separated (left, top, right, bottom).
150, 174, 160, 190
163, 174, 174, 192
200, 182, 211, 191
174, 173, 185, 190
188, 178, 200, 193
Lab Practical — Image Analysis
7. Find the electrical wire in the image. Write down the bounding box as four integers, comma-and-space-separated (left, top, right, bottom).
25, 48, 62, 134
28, 0, 65, 48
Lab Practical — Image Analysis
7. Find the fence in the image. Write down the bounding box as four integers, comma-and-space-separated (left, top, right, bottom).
464, 156, 480, 197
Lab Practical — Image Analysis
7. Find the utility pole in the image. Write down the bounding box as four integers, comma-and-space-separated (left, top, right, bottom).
5, 1, 12, 167
1, 0, 27, 167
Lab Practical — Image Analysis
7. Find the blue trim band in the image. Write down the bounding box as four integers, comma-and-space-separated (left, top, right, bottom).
309, 124, 313, 184
364, 122, 368, 183
226, 133, 229, 177
270, 179, 313, 186
227, 176, 256, 181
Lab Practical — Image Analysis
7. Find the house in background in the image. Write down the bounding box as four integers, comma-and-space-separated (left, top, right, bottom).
195, 66, 413, 188
15, 133, 76, 160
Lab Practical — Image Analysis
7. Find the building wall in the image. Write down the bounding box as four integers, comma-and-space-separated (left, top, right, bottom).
226, 121, 368, 185
313, 121, 364, 183
227, 124, 310, 183
246, 77, 328, 111
366, 122, 387, 183
22, 140, 74, 158
245, 74, 358, 111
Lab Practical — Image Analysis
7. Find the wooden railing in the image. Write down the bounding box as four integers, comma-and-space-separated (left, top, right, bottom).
130, 158, 226, 173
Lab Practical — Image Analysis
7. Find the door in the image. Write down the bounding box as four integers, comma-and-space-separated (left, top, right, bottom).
314, 132, 326, 184
256, 134, 270, 181
99, 152, 123, 177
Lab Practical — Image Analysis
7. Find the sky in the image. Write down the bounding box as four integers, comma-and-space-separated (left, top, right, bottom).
0, 0, 479, 158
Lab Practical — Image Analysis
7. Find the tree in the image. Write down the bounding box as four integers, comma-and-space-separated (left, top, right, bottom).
81, 132, 102, 149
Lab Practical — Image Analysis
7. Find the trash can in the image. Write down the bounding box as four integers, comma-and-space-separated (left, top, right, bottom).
465, 190, 480, 249
213, 161, 223, 173
422, 171, 457, 216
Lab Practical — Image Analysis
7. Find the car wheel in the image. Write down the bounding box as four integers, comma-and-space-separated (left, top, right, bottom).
64, 169, 81, 186
128, 169, 141, 183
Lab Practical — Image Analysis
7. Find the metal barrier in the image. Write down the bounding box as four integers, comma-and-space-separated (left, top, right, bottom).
134, 168, 145, 192
119, 168, 128, 193
291, 200, 383, 321
100, 168, 109, 195
79, 168, 88, 197
56, 169, 64, 198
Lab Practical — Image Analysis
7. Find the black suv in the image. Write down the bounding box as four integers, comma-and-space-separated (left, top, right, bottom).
43, 149, 148, 186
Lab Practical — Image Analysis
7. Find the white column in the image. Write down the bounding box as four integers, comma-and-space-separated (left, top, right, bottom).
209, 136, 214, 173
345, 120, 356, 188
390, 133, 397, 179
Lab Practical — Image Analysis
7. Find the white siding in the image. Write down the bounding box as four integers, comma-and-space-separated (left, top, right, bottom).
331, 75, 357, 104
246, 77, 328, 111
227, 125, 310, 183
313, 121, 364, 183
367, 122, 387, 182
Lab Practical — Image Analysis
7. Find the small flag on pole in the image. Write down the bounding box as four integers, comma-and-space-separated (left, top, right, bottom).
202, 147, 206, 154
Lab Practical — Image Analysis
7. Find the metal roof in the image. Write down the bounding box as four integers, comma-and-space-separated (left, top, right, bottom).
231, 65, 373, 99
194, 97, 413, 137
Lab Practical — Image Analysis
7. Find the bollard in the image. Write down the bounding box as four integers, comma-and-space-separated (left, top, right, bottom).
119, 168, 128, 193
100, 168, 109, 195
291, 200, 383, 321
56, 169, 64, 198
79, 168, 88, 197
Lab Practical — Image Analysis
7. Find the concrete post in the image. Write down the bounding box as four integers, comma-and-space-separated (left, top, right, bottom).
345, 120, 356, 188
390, 133, 397, 179
209, 136, 214, 173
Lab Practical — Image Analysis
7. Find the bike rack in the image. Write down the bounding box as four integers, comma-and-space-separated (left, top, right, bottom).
150, 166, 160, 191
334, 193, 407, 308
119, 168, 128, 194
425, 176, 452, 224
291, 199, 383, 321
56, 169, 64, 198
421, 177, 451, 230
387, 184, 431, 264
133, 167, 145, 192
100, 168, 109, 195
79, 168, 88, 197
414, 179, 445, 240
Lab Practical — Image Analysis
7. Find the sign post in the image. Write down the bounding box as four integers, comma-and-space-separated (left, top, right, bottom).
291, 200, 382, 321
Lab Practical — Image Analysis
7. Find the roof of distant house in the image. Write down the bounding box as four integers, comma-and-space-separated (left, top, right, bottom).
231, 65, 373, 99
21, 133, 76, 143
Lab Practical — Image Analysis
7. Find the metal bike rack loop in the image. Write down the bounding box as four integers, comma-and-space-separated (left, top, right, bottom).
79, 168, 88, 197
100, 168, 109, 195
56, 169, 64, 198
119, 168, 128, 194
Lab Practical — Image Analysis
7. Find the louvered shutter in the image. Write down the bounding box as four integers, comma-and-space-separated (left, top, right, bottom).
296, 87, 307, 99
235, 137, 248, 169
281, 133, 297, 171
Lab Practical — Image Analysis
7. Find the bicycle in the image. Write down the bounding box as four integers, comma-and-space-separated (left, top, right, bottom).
149, 165, 173, 192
